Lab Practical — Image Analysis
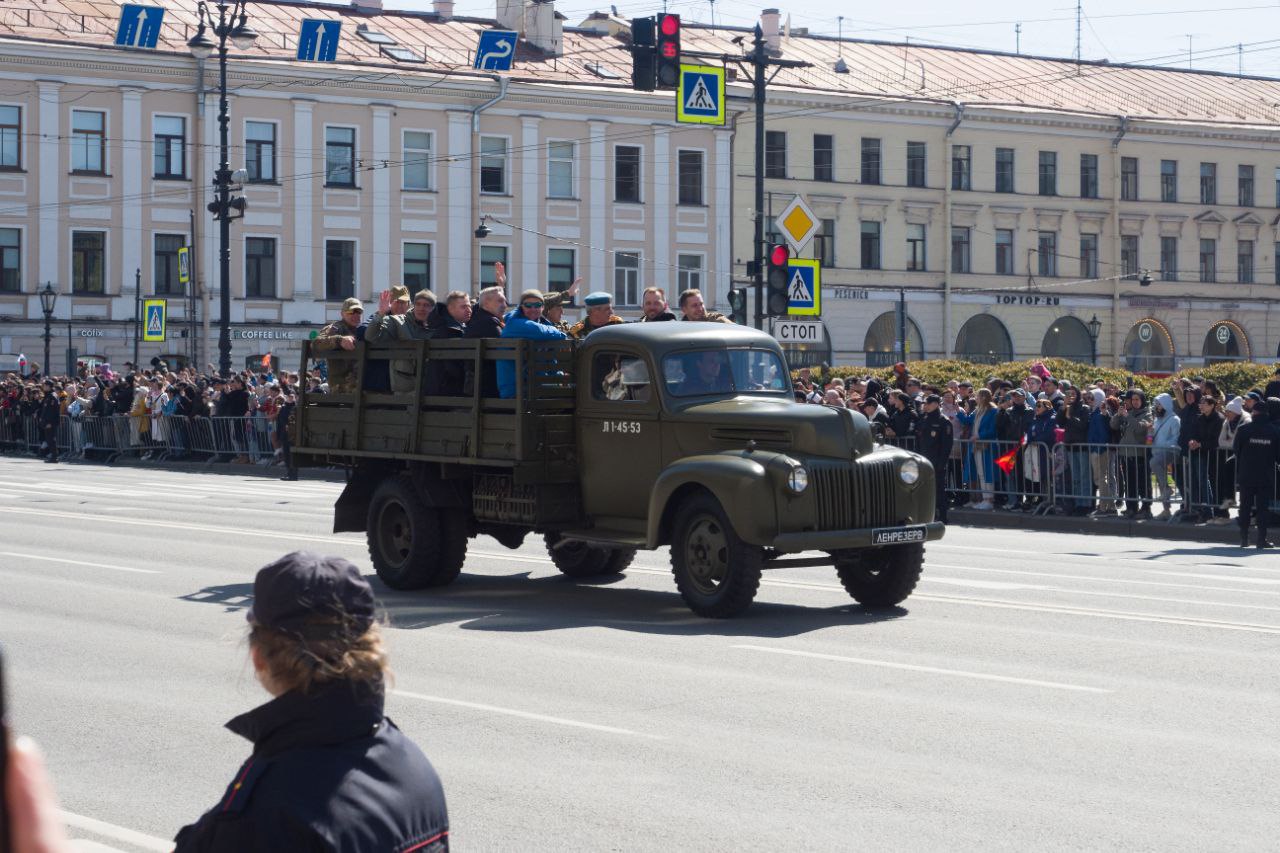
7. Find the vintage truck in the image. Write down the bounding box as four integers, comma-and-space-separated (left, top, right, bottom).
291, 322, 942, 618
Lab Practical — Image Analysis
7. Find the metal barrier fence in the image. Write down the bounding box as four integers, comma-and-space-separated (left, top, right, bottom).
1, 414, 284, 467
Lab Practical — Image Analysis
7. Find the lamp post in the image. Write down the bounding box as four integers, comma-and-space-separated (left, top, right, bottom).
1087, 313, 1103, 366
39, 283, 57, 378
188, 0, 256, 378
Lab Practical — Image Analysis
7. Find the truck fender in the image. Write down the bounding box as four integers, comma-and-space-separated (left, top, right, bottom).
646, 453, 782, 548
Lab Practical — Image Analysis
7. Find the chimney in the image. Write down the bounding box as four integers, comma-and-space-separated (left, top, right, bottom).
760, 8, 780, 52
496, 0, 524, 31
352, 0, 382, 11
525, 0, 563, 55
434, 0, 454, 19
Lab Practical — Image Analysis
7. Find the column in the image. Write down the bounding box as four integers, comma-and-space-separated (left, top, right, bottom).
651, 126, 670, 296
714, 128, 732, 308
120, 88, 143, 300
371, 104, 393, 290
589, 120, 608, 293
447, 110, 472, 289
292, 99, 315, 299
520, 115, 539, 290
36, 81, 61, 292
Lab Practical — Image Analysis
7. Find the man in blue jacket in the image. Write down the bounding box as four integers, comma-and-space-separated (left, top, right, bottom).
497, 289, 568, 398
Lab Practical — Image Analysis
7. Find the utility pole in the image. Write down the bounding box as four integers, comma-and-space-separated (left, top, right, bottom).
1015, 23, 1021, 55
751, 24, 766, 330
897, 287, 907, 365
133, 267, 141, 367
1074, 1, 1081, 70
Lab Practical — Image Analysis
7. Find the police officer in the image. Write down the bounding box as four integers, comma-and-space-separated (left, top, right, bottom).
915, 393, 954, 523
1233, 398, 1280, 549
174, 552, 449, 852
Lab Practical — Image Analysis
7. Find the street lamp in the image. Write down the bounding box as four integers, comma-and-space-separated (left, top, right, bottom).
188, 0, 256, 378
38, 283, 57, 378
1087, 313, 1103, 365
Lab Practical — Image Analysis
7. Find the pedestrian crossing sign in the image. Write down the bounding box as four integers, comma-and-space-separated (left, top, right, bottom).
177, 246, 190, 285
786, 258, 821, 316
143, 298, 167, 342
676, 64, 725, 125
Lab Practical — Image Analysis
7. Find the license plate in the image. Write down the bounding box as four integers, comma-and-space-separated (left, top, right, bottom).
872, 525, 926, 545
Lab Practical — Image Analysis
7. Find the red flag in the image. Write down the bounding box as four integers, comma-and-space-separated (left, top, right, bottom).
994, 435, 1026, 474
261, 352, 272, 369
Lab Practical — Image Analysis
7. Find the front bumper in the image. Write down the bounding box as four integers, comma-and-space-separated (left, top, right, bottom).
770, 521, 946, 553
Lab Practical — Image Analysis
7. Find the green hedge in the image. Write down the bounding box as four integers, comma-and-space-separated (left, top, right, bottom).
802, 358, 1277, 399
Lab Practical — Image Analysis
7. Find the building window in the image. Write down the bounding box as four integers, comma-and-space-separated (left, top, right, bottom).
1199, 238, 1216, 282
325, 240, 356, 300
764, 131, 786, 178
402, 130, 432, 191
153, 116, 185, 179
0, 106, 20, 170
860, 221, 881, 270
1276, 243, 1280, 284
547, 248, 575, 293
905, 224, 926, 271
995, 148, 1014, 193
480, 245, 508, 289
906, 141, 926, 188
813, 134, 833, 182
1237, 240, 1254, 283
1080, 153, 1099, 199
1200, 163, 1216, 205
1037, 232, 1057, 277
324, 127, 356, 187
613, 251, 640, 305
71, 231, 105, 294
1275, 168, 1280, 208
950, 226, 970, 273
995, 229, 1014, 275
813, 219, 835, 267
1161, 160, 1177, 202
677, 254, 703, 291
1238, 165, 1254, 207
1121, 235, 1139, 279
1160, 236, 1178, 281
246, 237, 276, 298
0, 228, 19, 291
547, 140, 574, 198
951, 145, 971, 191
1038, 151, 1057, 196
71, 110, 105, 174
154, 233, 185, 294
1079, 233, 1098, 278
1121, 157, 1138, 201
403, 242, 431, 292
678, 150, 704, 206
860, 138, 881, 185
480, 136, 507, 195
245, 121, 276, 183
614, 145, 641, 203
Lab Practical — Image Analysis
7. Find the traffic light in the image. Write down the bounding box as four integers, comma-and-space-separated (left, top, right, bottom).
655, 13, 680, 89
727, 288, 747, 324
765, 244, 790, 316
630, 17, 655, 92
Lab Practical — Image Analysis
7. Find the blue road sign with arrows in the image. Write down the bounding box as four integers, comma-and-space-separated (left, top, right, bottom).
298, 19, 342, 62
474, 30, 517, 71
114, 4, 164, 49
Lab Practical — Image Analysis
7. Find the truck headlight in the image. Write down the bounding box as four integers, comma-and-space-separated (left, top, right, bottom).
787, 465, 809, 493
899, 458, 920, 486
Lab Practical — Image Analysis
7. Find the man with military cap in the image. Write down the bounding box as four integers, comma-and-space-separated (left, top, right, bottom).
569, 291, 626, 339
914, 393, 954, 523
312, 298, 366, 394
1233, 398, 1280, 549
541, 276, 581, 335
174, 551, 449, 852
366, 285, 432, 393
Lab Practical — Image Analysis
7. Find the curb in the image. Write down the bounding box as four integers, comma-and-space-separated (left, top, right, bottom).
53, 455, 345, 483
947, 507, 1266, 545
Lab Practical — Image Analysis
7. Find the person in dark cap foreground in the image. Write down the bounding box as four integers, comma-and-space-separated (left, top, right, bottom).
174, 551, 449, 852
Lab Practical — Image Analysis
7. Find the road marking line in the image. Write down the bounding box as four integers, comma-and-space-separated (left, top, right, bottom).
57, 810, 171, 852
936, 542, 1265, 572
733, 645, 1111, 693
928, 563, 1280, 598
391, 689, 662, 739
0, 551, 161, 575
0, 506, 352, 547
1144, 570, 1280, 585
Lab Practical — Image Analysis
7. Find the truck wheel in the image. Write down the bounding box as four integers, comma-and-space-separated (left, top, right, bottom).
367, 477, 457, 590
544, 533, 634, 578
429, 508, 468, 588
670, 494, 762, 618
834, 544, 925, 608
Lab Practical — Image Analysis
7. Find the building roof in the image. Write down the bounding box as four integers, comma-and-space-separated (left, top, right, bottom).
3, 0, 1280, 127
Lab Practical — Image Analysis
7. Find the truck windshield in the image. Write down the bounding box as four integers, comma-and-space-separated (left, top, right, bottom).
663, 348, 789, 397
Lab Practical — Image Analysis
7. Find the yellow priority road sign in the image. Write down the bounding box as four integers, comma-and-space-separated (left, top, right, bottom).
676, 64, 725, 125
143, 298, 167, 342
775, 194, 820, 254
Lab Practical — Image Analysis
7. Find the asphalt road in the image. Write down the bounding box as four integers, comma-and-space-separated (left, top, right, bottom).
2, 457, 1278, 851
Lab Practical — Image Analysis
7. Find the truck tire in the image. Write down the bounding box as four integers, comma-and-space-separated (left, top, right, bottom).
834, 544, 924, 608
367, 477, 460, 590
670, 493, 762, 618
544, 533, 634, 578
429, 508, 469, 588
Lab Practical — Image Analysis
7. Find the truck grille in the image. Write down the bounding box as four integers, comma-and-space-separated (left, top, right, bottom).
809, 459, 901, 530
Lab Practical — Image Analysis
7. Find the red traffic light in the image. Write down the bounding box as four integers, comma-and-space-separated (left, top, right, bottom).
660, 14, 680, 35
661, 42, 678, 58
769, 244, 790, 266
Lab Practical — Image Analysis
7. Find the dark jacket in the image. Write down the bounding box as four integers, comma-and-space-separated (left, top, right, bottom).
1264, 378, 1280, 400
464, 306, 504, 398
38, 394, 61, 429
174, 685, 448, 853
425, 303, 468, 397
638, 311, 677, 322
1056, 399, 1090, 445
997, 403, 1031, 443
914, 409, 953, 465
1189, 409, 1224, 453
886, 403, 917, 444
1233, 411, 1279, 489
1026, 408, 1058, 446
1176, 393, 1200, 452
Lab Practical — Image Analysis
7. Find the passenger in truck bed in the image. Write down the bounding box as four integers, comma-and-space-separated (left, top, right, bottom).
497, 289, 569, 398
424, 291, 472, 397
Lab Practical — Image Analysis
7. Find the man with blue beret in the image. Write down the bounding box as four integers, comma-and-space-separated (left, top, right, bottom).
569, 291, 626, 340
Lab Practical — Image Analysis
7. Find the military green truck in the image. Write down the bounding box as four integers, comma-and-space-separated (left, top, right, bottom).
292, 323, 942, 618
